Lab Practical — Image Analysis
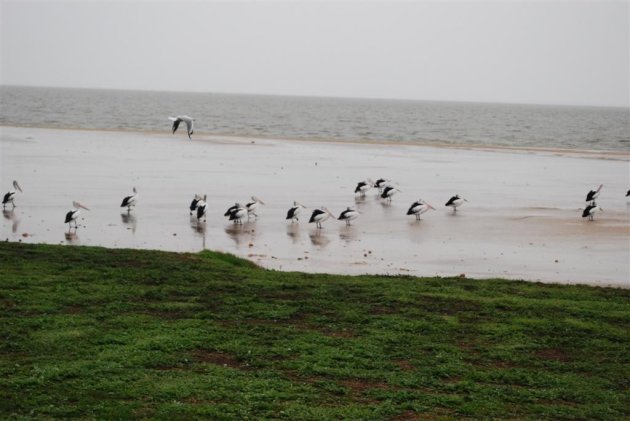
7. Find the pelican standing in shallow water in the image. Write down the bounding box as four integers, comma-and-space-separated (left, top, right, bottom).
246, 196, 265, 219
190, 194, 202, 215
338, 207, 360, 225
65, 201, 89, 229
354, 179, 373, 197
407, 199, 435, 220
582, 204, 603, 221
286, 201, 307, 223
381, 186, 400, 202
120, 187, 138, 212
228, 203, 248, 224
2, 180, 22, 209
445, 195, 467, 212
374, 178, 390, 193
196, 195, 208, 222
168, 115, 194, 140
309, 207, 335, 229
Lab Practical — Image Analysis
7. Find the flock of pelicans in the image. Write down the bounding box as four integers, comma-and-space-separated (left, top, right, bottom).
2, 178, 628, 231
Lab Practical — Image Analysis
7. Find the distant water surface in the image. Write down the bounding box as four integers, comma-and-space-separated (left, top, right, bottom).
1, 86, 628, 151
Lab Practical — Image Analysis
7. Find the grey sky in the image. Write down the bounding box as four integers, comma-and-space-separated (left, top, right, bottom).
1, 1, 628, 107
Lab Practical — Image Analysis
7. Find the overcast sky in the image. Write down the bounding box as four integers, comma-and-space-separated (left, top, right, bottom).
1, 1, 628, 107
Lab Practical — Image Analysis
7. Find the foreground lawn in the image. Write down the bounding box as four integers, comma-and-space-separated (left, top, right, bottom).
0, 242, 629, 420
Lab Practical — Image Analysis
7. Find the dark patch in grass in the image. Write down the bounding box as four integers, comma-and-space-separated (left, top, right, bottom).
535, 348, 571, 362
190, 349, 252, 370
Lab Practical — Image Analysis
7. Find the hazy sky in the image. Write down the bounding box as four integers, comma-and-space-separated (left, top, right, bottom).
1, 1, 628, 107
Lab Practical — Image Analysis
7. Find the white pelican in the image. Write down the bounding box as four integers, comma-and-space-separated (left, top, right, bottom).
65, 201, 89, 229
120, 187, 138, 212
224, 203, 239, 218
196, 195, 208, 222
354, 179, 373, 197
168, 115, 194, 140
374, 178, 391, 192
228, 203, 247, 224
445, 195, 467, 212
246, 196, 265, 219
190, 194, 202, 215
2, 180, 22, 209
286, 201, 307, 223
585, 184, 603, 204
337, 207, 359, 225
381, 186, 400, 202
309, 207, 335, 229
582, 204, 603, 221
407, 199, 435, 220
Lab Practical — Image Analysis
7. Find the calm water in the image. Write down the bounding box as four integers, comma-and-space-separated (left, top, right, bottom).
1, 85, 628, 151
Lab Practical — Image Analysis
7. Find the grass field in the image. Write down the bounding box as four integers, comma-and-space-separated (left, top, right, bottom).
1, 242, 628, 420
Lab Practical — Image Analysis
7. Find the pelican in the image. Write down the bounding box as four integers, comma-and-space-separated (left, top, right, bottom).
374, 178, 391, 192
354, 179, 373, 197
168, 115, 194, 140
65, 201, 89, 229
2, 180, 22, 209
337, 207, 359, 225
381, 186, 399, 202
224, 203, 239, 218
228, 203, 248, 224
445, 195, 467, 212
196, 195, 208, 222
407, 199, 435, 220
626, 190, 630, 197
582, 204, 603, 221
286, 201, 307, 223
120, 187, 138, 212
190, 194, 202, 215
585, 184, 603, 204
309, 206, 335, 229
246, 196, 265, 219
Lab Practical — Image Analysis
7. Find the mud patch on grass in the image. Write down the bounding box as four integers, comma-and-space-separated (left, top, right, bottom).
535, 348, 571, 362
190, 349, 253, 370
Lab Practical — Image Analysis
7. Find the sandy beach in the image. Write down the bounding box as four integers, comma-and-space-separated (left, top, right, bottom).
1, 126, 629, 287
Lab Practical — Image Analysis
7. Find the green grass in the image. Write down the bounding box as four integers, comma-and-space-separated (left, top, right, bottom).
1, 242, 629, 420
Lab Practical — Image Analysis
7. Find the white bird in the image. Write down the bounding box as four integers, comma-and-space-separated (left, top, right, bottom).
445, 195, 468, 212
354, 179, 373, 197
309, 207, 335, 229
337, 207, 360, 225
2, 180, 22, 209
168, 115, 194, 140
374, 178, 391, 193
381, 186, 400, 202
582, 204, 603, 221
286, 201, 307, 223
407, 199, 435, 220
65, 201, 89, 229
196, 194, 208, 222
190, 194, 202, 215
246, 196, 265, 219
228, 203, 247, 224
585, 184, 603, 204
120, 187, 138, 212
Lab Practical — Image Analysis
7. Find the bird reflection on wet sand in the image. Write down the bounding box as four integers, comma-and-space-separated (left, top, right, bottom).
64, 231, 80, 244
225, 221, 256, 246
339, 226, 360, 243
121, 212, 138, 233
190, 219, 206, 249
286, 224, 301, 244
309, 230, 330, 247
3, 209, 20, 233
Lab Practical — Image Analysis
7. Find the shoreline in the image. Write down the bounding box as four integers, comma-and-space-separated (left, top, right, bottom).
2, 126, 629, 287
2, 124, 629, 161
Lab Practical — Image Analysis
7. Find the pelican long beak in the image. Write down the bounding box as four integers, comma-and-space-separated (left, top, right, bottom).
427, 203, 435, 210
13, 181, 22, 192
79, 204, 90, 211
464, 198, 469, 202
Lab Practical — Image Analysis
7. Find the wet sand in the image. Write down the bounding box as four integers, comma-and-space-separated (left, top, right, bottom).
1, 126, 629, 287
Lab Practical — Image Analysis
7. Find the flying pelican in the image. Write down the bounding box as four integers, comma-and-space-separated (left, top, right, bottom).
374, 178, 390, 192
120, 187, 138, 212
246, 196, 265, 219
582, 204, 603, 221
445, 195, 467, 212
354, 179, 373, 197
228, 203, 248, 224
2, 180, 22, 209
309, 207, 335, 229
286, 201, 307, 223
585, 184, 603, 204
168, 115, 194, 140
381, 186, 400, 202
406, 199, 435, 220
337, 207, 360, 225
65, 201, 89, 229
190, 194, 202, 215
196, 195, 208, 222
